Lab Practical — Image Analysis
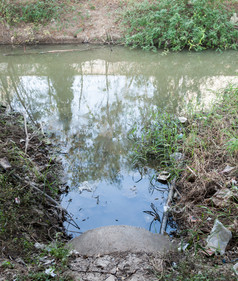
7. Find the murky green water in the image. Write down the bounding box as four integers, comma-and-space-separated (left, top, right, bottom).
0, 45, 237, 235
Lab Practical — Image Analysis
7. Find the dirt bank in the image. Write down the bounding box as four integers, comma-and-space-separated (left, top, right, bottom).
0, 0, 125, 45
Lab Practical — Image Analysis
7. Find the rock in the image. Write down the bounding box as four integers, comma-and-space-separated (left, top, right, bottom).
206, 219, 232, 255
67, 225, 174, 256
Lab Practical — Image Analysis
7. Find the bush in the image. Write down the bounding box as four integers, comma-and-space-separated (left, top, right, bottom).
0, 0, 63, 24
122, 0, 238, 51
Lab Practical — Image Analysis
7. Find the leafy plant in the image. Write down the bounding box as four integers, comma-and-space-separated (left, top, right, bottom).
0, 0, 64, 25
122, 0, 238, 51
128, 110, 185, 175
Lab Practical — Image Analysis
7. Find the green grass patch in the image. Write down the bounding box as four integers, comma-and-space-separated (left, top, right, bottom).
0, 0, 64, 25
122, 0, 238, 51
128, 110, 185, 176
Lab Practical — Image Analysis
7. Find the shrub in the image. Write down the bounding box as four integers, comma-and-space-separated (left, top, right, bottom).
122, 0, 238, 51
0, 0, 63, 24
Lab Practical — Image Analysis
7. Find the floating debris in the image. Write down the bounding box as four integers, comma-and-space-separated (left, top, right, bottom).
157, 171, 171, 183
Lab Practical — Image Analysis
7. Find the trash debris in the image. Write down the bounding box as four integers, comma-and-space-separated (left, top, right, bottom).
170, 152, 184, 162
68, 249, 80, 256
234, 262, 238, 276
0, 157, 11, 170
15, 197, 20, 204
206, 219, 232, 255
178, 242, 189, 252
230, 13, 238, 25
45, 267, 56, 277
157, 171, 171, 183
188, 215, 198, 223
220, 165, 235, 174
178, 117, 187, 124
78, 181, 97, 193
34, 242, 46, 250
227, 219, 238, 233
210, 188, 234, 207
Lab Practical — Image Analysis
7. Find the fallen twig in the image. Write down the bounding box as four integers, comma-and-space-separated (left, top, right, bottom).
3, 46, 101, 56
160, 178, 176, 235
23, 113, 29, 154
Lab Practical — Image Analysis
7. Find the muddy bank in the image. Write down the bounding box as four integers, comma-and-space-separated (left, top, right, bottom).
0, 104, 74, 279
0, 0, 124, 45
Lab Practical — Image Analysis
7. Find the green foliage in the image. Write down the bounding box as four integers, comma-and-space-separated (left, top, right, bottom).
0, 0, 64, 24
0, 260, 15, 269
128, 111, 185, 174
122, 0, 238, 51
225, 137, 238, 153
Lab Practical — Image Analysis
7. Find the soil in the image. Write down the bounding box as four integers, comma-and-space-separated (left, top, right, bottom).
0, 0, 237, 46
0, 0, 126, 45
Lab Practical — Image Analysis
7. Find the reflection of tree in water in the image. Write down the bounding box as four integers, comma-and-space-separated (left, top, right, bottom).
0, 49, 237, 188
64, 61, 128, 187
46, 61, 74, 132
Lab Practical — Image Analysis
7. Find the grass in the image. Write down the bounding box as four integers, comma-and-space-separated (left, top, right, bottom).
0, 106, 72, 279
128, 110, 186, 177
122, 0, 238, 51
0, 0, 65, 25
128, 85, 238, 279
166, 85, 238, 279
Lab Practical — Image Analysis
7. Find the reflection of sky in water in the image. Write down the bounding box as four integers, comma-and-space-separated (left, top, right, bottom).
0, 46, 237, 235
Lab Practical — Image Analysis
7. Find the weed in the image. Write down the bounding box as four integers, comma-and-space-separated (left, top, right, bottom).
122, 0, 238, 51
0, 0, 64, 25
0, 260, 14, 269
128, 110, 185, 176
225, 137, 238, 154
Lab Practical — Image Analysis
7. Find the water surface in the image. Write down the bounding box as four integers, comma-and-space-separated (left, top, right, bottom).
0, 45, 237, 235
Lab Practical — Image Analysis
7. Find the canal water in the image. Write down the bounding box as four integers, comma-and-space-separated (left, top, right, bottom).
0, 45, 237, 236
